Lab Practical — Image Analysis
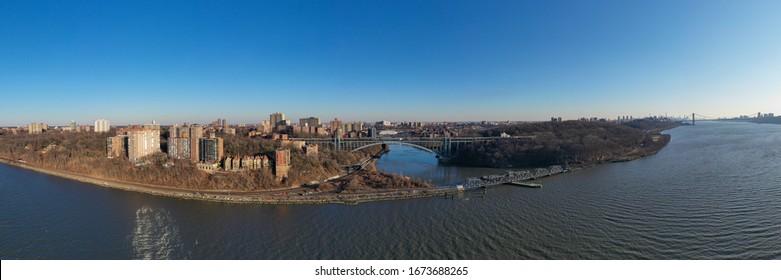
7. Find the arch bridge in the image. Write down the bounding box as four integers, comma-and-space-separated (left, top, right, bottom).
289, 136, 534, 159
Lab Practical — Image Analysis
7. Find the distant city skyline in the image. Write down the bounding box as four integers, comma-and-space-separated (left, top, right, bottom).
1, 0, 779, 126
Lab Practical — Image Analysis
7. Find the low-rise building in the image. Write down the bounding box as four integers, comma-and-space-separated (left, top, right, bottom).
231, 156, 241, 171
272, 133, 288, 140
223, 156, 233, 171
241, 155, 253, 170
197, 162, 219, 173
281, 140, 306, 149
253, 155, 264, 170
304, 144, 318, 156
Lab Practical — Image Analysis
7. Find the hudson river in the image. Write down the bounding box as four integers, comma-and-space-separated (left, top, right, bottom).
1, 121, 779, 259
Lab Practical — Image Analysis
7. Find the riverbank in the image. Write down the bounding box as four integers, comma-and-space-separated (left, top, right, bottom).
0, 122, 677, 205
0, 157, 453, 205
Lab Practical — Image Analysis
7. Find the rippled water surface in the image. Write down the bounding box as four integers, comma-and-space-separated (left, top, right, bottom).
1, 121, 780, 259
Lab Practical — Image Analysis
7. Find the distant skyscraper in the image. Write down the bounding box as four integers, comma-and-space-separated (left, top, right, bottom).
70, 120, 77, 132
270, 112, 286, 126
94, 119, 110, 133
127, 130, 160, 162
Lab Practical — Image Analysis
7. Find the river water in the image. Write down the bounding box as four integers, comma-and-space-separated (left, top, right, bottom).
1, 121, 779, 259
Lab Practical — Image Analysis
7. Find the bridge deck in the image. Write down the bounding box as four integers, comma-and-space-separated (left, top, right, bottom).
289, 136, 535, 158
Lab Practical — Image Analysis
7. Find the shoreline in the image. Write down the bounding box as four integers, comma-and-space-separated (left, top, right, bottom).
0, 127, 673, 205
0, 157, 453, 205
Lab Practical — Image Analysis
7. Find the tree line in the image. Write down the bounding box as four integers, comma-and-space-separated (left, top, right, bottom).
448, 120, 675, 168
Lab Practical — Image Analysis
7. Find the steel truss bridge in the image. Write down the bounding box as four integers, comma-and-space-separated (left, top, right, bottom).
446, 165, 565, 189
289, 136, 534, 159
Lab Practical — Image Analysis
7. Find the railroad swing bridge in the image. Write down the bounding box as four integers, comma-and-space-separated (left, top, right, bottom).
446, 165, 565, 190
289, 136, 535, 159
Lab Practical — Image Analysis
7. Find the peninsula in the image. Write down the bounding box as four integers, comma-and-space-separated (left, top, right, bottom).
0, 116, 679, 204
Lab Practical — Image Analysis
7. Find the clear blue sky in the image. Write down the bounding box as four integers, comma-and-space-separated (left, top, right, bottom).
1, 0, 779, 126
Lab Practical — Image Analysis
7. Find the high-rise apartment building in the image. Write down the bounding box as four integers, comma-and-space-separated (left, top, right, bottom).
330, 118, 343, 136
169, 124, 180, 139
69, 121, 77, 132
198, 137, 224, 162
127, 130, 160, 162
189, 124, 203, 162
178, 124, 190, 138
270, 112, 286, 126
144, 120, 160, 130
94, 119, 110, 133
300, 117, 320, 127
351, 122, 364, 132
168, 137, 191, 160
190, 124, 203, 139
106, 135, 128, 158
28, 123, 44, 135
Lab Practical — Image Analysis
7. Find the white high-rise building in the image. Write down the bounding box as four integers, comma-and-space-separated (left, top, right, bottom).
28, 123, 44, 134
94, 119, 110, 133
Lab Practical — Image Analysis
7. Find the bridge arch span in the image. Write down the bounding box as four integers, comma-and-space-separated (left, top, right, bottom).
351, 142, 440, 157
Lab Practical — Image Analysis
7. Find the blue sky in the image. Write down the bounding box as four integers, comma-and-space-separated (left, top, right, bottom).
1, 0, 779, 126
